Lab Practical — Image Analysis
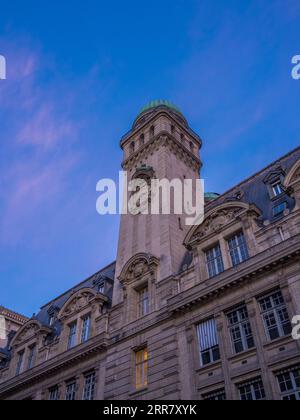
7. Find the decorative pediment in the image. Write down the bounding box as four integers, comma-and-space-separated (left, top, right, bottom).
184, 202, 261, 248
119, 253, 159, 284
11, 320, 51, 347
263, 167, 285, 184
58, 288, 102, 320
284, 159, 300, 188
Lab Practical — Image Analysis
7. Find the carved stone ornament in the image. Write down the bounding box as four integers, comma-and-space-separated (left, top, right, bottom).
119, 253, 159, 285
11, 321, 51, 347
191, 207, 244, 241
58, 289, 104, 320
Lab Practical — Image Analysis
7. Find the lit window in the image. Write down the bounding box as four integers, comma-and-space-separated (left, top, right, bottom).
67, 321, 77, 349
81, 315, 91, 343
205, 244, 224, 278
65, 382, 77, 400
259, 290, 292, 341
138, 287, 149, 317
227, 232, 249, 267
83, 372, 96, 400
227, 306, 254, 354
273, 202, 287, 217
196, 319, 220, 366
277, 367, 300, 400
49, 386, 59, 401
202, 389, 226, 401
16, 350, 24, 375
238, 378, 265, 400
272, 182, 283, 197
27, 345, 36, 370
135, 348, 148, 390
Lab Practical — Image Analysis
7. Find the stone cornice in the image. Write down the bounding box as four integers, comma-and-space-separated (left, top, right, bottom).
122, 132, 202, 172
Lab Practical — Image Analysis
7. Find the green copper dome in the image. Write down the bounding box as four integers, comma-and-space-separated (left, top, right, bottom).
204, 192, 220, 202
138, 100, 183, 117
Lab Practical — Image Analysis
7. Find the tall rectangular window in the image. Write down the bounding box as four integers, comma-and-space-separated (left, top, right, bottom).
227, 306, 254, 354
67, 321, 77, 349
138, 287, 149, 317
228, 232, 249, 267
205, 244, 224, 278
81, 315, 91, 343
238, 378, 266, 400
196, 319, 220, 366
83, 372, 96, 400
16, 350, 24, 375
27, 344, 36, 370
259, 290, 292, 341
49, 386, 59, 401
65, 381, 77, 400
135, 348, 148, 390
277, 367, 300, 400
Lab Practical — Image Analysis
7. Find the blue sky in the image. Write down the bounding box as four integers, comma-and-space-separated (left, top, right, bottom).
0, 0, 299, 316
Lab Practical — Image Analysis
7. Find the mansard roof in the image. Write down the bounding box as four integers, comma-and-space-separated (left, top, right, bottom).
204, 146, 300, 222
34, 262, 115, 328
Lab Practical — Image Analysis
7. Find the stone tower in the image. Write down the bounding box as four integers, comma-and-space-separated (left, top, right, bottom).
113, 100, 202, 306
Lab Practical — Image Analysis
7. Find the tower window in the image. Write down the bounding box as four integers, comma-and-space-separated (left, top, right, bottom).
130, 141, 135, 154
135, 348, 148, 390
150, 126, 155, 138
140, 134, 145, 146
138, 287, 149, 317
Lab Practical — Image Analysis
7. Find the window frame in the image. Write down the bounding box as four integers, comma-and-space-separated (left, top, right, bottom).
82, 371, 96, 401
16, 350, 25, 376
205, 243, 225, 278
227, 231, 249, 267
138, 287, 150, 318
81, 314, 91, 344
27, 344, 36, 370
135, 347, 148, 390
258, 290, 292, 342
226, 305, 255, 354
49, 386, 59, 401
65, 381, 77, 401
196, 319, 221, 367
237, 378, 266, 401
67, 321, 77, 350
277, 367, 300, 400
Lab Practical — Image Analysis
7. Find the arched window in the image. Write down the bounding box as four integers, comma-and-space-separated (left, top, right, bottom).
130, 141, 135, 154
140, 134, 145, 147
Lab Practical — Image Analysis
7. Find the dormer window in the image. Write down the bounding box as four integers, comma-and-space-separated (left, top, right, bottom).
98, 283, 105, 294
49, 315, 54, 327
272, 181, 283, 197
273, 202, 287, 218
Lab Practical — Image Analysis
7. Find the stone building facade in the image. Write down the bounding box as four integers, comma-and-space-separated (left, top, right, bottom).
0, 101, 300, 400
